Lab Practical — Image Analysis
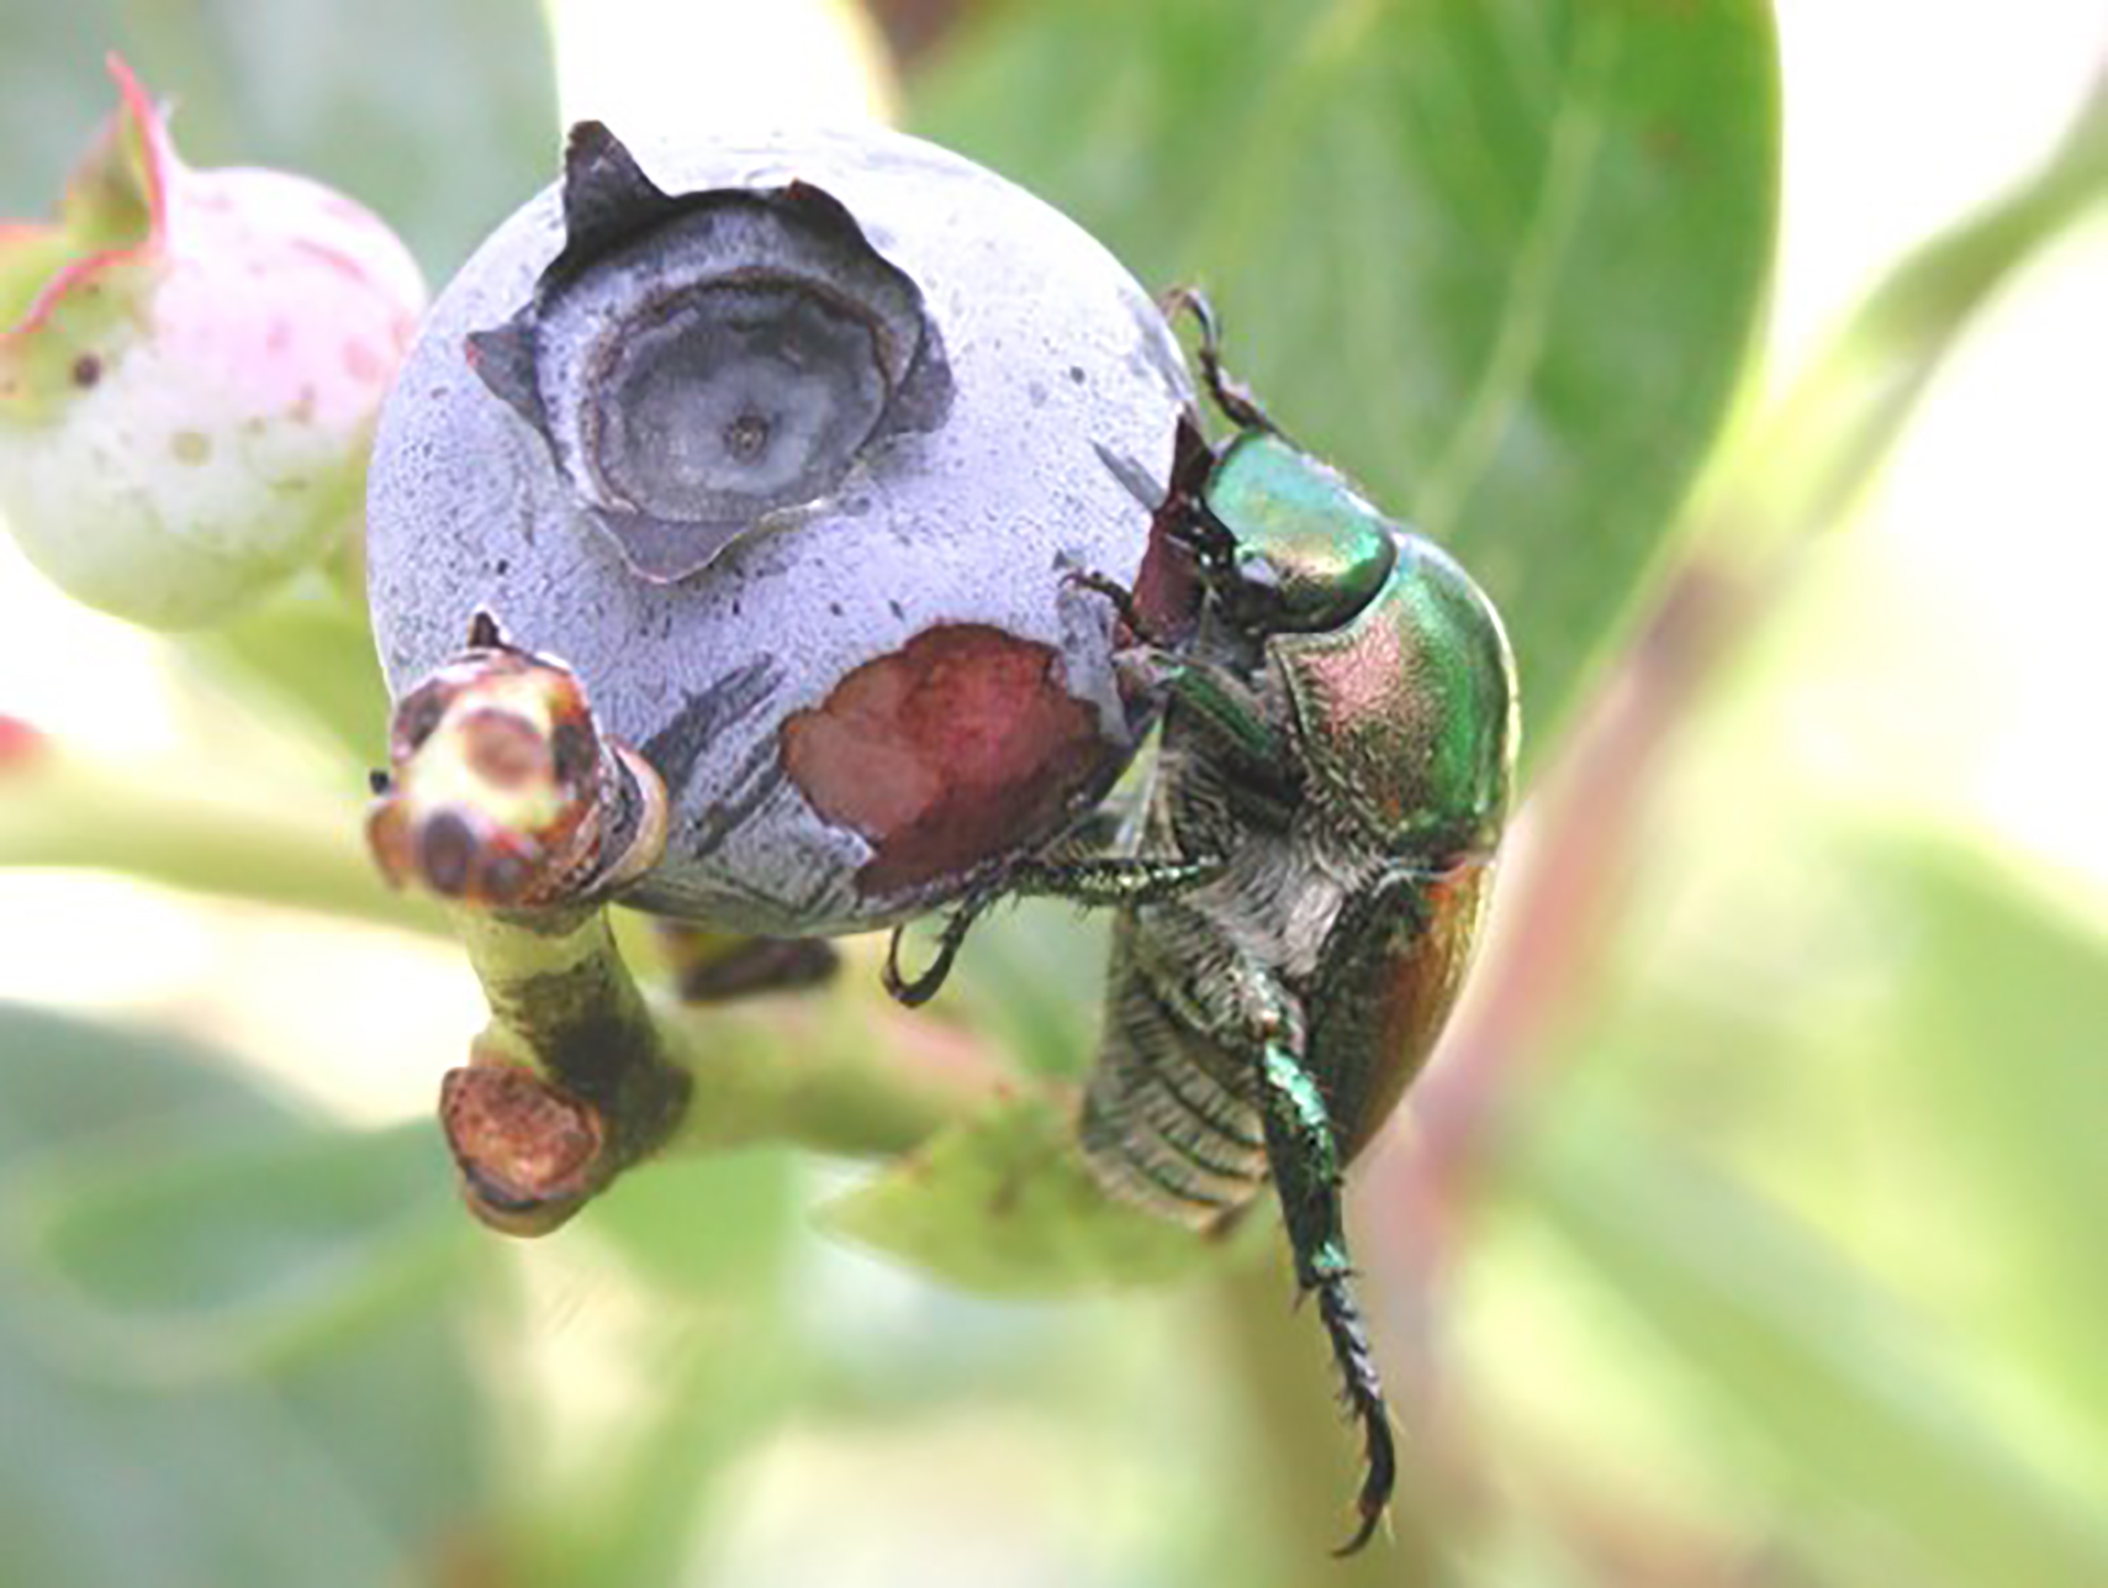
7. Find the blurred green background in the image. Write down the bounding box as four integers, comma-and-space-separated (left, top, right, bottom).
2, 2, 2105, 1584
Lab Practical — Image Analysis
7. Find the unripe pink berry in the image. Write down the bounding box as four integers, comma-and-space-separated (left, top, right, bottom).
0, 57, 426, 629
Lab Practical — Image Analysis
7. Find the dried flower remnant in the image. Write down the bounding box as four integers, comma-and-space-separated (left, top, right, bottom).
0, 57, 426, 628
367, 612, 667, 909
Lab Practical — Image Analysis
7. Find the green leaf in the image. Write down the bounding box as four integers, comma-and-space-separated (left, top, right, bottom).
820, 1094, 1263, 1295
504, 1151, 806, 1587
588, 1143, 799, 1299
1838, 837, 2108, 1438
1857, 842, 2108, 1190
1566, 821, 2108, 1458
913, 0, 1780, 762
0, 1003, 494, 1588
0, 1, 557, 274
0, 1002, 295, 1158
1520, 1119, 2108, 1588
939, 901, 1111, 1080
180, 578, 393, 768
9, 1124, 466, 1380
506, 1332, 801, 1588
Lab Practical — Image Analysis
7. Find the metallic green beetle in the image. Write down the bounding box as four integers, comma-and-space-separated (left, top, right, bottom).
888, 289, 1518, 1554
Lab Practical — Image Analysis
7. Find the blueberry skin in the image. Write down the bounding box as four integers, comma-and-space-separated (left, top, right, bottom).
367, 124, 1191, 935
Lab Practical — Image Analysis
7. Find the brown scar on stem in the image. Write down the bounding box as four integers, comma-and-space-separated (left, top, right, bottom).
778, 623, 1113, 897
440, 1059, 607, 1236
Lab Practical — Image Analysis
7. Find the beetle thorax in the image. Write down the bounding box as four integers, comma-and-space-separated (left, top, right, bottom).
1202, 433, 1396, 634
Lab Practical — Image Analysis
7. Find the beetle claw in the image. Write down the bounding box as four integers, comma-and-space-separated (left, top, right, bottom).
883, 914, 964, 1006
883, 879, 1011, 1006
1315, 1279, 1396, 1558
1161, 284, 1281, 436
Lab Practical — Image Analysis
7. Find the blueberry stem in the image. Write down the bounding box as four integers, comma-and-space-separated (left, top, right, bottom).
0, 724, 1019, 1237
0, 733, 439, 934
443, 900, 689, 1233
443, 899, 1012, 1232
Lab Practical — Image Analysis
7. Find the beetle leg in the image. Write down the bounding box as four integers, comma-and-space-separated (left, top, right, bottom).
1009, 851, 1225, 907
1160, 660, 1298, 787
1064, 549, 1291, 784
1065, 567, 1164, 647
1161, 285, 1281, 436
883, 853, 1226, 1007
884, 885, 1003, 1007
1246, 977, 1396, 1557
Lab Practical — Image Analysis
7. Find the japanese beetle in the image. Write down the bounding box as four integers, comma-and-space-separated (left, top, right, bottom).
888, 289, 1517, 1554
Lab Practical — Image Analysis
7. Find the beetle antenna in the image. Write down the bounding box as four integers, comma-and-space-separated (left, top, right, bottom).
1162, 286, 1280, 434
1067, 568, 1162, 647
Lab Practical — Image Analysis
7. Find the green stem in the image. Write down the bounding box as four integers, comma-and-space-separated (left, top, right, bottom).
0, 740, 440, 934
1709, 66, 2108, 559
182, 575, 390, 768
456, 904, 685, 1149
653, 962, 1016, 1157
443, 896, 1015, 1232
1, 725, 996, 1169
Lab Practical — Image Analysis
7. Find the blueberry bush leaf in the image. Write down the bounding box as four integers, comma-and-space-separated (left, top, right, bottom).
915, 0, 1780, 766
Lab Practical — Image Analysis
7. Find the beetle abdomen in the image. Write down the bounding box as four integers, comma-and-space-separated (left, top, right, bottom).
1314, 855, 1497, 1160
1079, 917, 1271, 1227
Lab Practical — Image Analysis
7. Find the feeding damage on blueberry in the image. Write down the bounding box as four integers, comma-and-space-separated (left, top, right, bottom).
780, 623, 1123, 901
368, 119, 1192, 934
